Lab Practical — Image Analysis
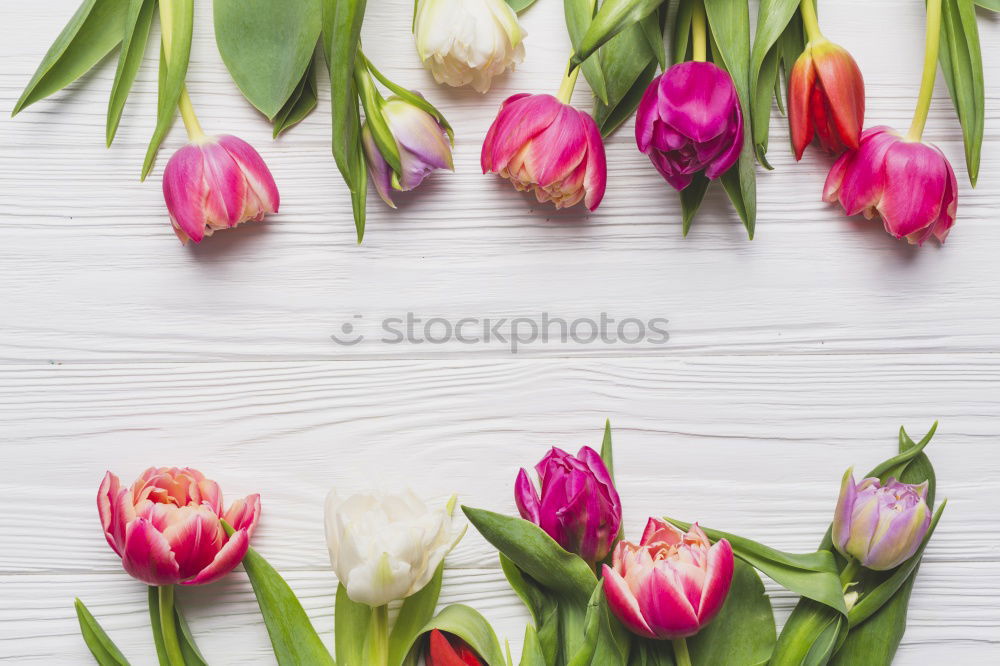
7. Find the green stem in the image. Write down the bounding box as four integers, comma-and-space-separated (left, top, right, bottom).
691, 0, 708, 62
158, 586, 185, 666
368, 604, 389, 666
799, 0, 824, 44
158, 0, 204, 141
556, 60, 581, 104
839, 558, 863, 589
672, 637, 693, 666
906, 0, 942, 142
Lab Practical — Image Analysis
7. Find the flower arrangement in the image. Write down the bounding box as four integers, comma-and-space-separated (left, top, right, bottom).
11, 0, 989, 245
73, 421, 945, 665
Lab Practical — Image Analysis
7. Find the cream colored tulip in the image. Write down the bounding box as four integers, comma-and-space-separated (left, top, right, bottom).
324, 489, 462, 607
414, 0, 525, 93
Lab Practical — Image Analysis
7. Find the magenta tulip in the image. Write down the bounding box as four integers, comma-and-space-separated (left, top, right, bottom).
823, 126, 957, 245
515, 445, 621, 566
602, 519, 733, 640
98, 467, 260, 586
481, 93, 606, 211
162, 135, 279, 245
635, 61, 744, 191
832, 470, 931, 571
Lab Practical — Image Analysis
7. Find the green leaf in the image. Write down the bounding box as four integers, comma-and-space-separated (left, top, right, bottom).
365, 57, 454, 141
570, 0, 665, 73
519, 625, 549, 666
771, 602, 846, 666
215, 0, 322, 119
705, 0, 757, 238
500, 554, 561, 664
748, 0, 800, 165
13, 0, 130, 116
594, 13, 662, 137
388, 562, 444, 666
106, 0, 155, 146
323, 0, 368, 241
272, 56, 319, 137
414, 605, 507, 666
508, 0, 541, 11
664, 518, 847, 615
239, 544, 335, 665
147, 587, 207, 666
687, 560, 776, 665
680, 173, 710, 236
141, 0, 195, 180
628, 639, 676, 666
599, 419, 615, 478
938, 0, 984, 185
335, 584, 371, 666
566, 585, 630, 666
976, 0, 1000, 9
671, 0, 694, 65
565, 0, 610, 105
75, 598, 131, 666
463, 507, 597, 605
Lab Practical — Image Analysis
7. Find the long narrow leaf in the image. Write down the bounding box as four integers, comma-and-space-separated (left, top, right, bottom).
272, 56, 319, 137
106, 0, 155, 146
13, 0, 129, 115
748, 0, 800, 165
938, 0, 984, 185
415, 605, 507, 666
75, 598, 131, 666
388, 562, 444, 666
571, 0, 665, 71
565, 0, 610, 104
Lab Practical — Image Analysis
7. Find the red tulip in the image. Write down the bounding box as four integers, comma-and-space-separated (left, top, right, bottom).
602, 519, 733, 639
789, 40, 865, 160
426, 629, 483, 666
98, 467, 260, 586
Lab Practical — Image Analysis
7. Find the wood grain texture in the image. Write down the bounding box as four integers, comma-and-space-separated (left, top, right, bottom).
1, 0, 999, 664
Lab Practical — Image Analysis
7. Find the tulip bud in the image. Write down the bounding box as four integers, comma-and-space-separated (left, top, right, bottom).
363, 96, 454, 208
603, 519, 733, 639
162, 135, 279, 244
832, 469, 931, 571
414, 0, 525, 93
514, 445, 621, 566
97, 467, 260, 586
324, 489, 460, 607
481, 93, 607, 211
426, 629, 483, 666
789, 40, 865, 160
823, 126, 957, 245
634, 62, 744, 191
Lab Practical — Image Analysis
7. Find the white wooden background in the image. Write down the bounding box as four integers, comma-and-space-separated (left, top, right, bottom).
2, 0, 999, 663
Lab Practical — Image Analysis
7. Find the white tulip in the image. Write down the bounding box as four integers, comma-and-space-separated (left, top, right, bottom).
414, 0, 526, 93
324, 489, 462, 607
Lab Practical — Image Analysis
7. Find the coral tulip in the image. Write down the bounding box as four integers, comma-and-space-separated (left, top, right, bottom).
426, 629, 483, 666
481, 93, 606, 211
602, 519, 733, 640
162, 135, 279, 245
789, 39, 865, 160
515, 445, 621, 566
832, 470, 932, 571
97, 467, 260, 586
634, 61, 744, 191
823, 126, 957, 245
414, 0, 525, 93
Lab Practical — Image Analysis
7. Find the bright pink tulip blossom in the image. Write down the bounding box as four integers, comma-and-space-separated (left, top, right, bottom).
603, 519, 733, 640
635, 61, 744, 191
163, 135, 279, 245
832, 470, 931, 571
98, 467, 260, 586
823, 126, 957, 245
481, 93, 606, 211
515, 445, 621, 566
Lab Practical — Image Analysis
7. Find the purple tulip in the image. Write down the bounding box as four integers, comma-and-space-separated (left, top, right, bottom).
514, 445, 621, 565
635, 61, 744, 191
832, 469, 931, 571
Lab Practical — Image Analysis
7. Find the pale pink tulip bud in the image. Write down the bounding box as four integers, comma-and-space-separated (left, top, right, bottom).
162, 135, 279, 244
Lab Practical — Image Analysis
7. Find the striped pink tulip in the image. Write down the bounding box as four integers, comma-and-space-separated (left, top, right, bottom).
98, 467, 260, 586
481, 93, 606, 211
832, 470, 931, 571
603, 519, 733, 640
823, 126, 957, 245
162, 135, 279, 244
635, 62, 743, 191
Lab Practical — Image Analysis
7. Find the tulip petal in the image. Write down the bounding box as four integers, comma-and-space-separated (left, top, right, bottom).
98, 472, 123, 556
696, 538, 734, 623
218, 135, 280, 214
637, 565, 701, 638
703, 105, 743, 180
581, 114, 607, 211
199, 141, 247, 229
481, 94, 561, 173
789, 54, 817, 160
183, 527, 250, 585
831, 468, 857, 557
514, 468, 541, 524
524, 105, 587, 188
224, 494, 262, 536
877, 140, 948, 238
635, 73, 663, 153
162, 145, 208, 244
602, 565, 656, 638
363, 125, 397, 208
162, 508, 227, 580
814, 44, 865, 152
836, 127, 897, 216
823, 150, 852, 203
658, 62, 739, 144
121, 517, 181, 586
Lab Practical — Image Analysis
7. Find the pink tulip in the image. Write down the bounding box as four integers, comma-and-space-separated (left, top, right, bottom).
635, 61, 744, 191
481, 93, 606, 211
832, 470, 931, 571
515, 445, 621, 566
603, 519, 733, 640
98, 467, 260, 586
823, 126, 957, 245
162, 135, 279, 245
